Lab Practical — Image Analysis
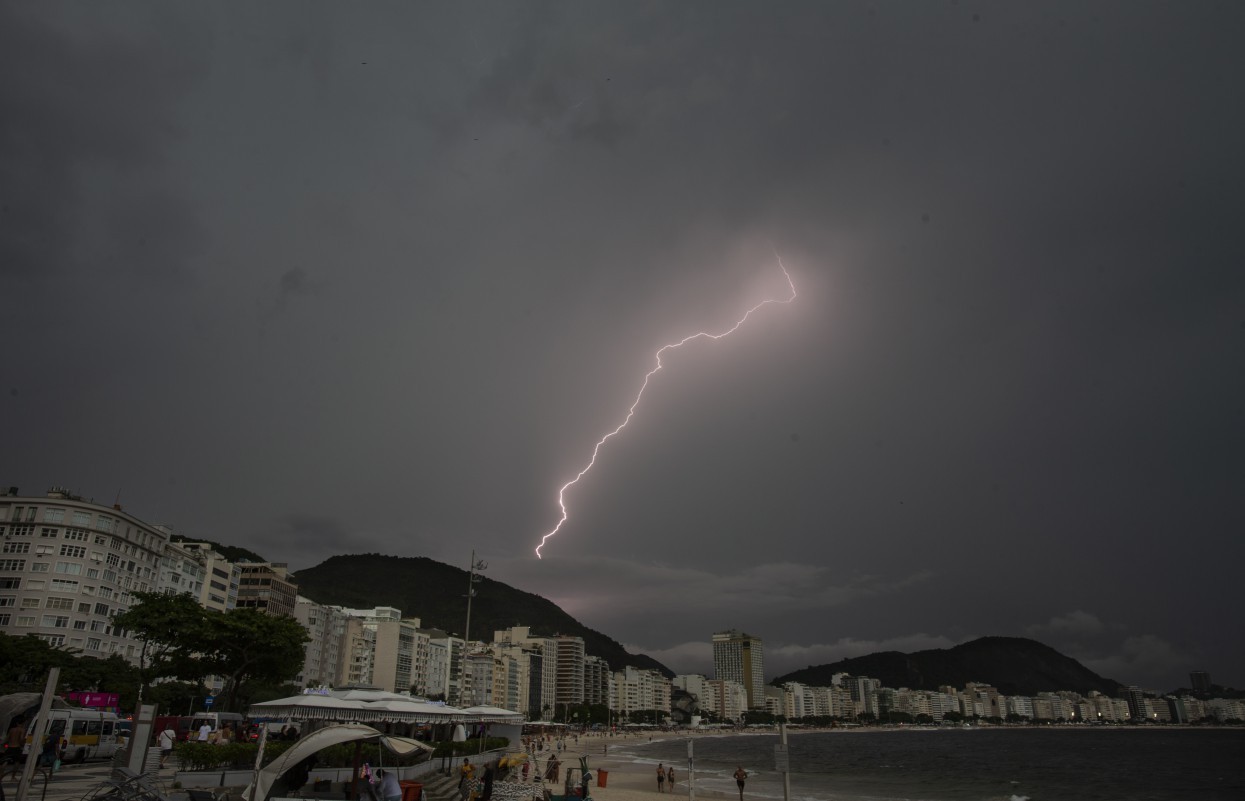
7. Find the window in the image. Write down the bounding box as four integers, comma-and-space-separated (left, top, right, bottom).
43, 508, 65, 523
77, 602, 91, 613
0, 596, 13, 607
35, 544, 55, 555
0, 559, 26, 571
40, 528, 59, 538
86, 569, 99, 579
73, 620, 86, 630
94, 535, 106, 545
0, 578, 20, 589
50, 580, 78, 592
0, 614, 8, 626
103, 570, 116, 582
26, 579, 44, 589
60, 545, 86, 558
46, 597, 74, 609
81, 585, 95, 595
93, 603, 110, 616
10, 507, 22, 521
9, 525, 33, 537
71, 511, 90, 526
96, 517, 115, 533
15, 616, 35, 627
20, 598, 39, 609
26, 508, 36, 522
39, 634, 65, 646
1, 542, 30, 554
105, 554, 120, 567
54, 562, 82, 575
89, 552, 103, 563
30, 562, 49, 572
63, 528, 88, 542
90, 620, 105, 632
86, 638, 101, 651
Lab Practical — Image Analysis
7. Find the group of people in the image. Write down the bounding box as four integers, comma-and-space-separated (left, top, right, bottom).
656, 762, 747, 799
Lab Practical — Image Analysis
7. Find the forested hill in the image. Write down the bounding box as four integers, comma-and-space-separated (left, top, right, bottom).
294, 553, 672, 677
773, 636, 1122, 696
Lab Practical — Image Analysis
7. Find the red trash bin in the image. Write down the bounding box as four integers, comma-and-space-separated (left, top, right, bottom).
399, 781, 422, 801
597, 770, 608, 788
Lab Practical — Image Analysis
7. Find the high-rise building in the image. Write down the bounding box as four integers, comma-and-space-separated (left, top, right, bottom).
554, 635, 586, 706
712, 629, 765, 709
1190, 671, 1212, 694
0, 487, 170, 661
235, 562, 298, 617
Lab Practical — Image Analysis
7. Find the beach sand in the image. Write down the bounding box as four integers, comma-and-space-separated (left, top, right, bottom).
524, 732, 739, 801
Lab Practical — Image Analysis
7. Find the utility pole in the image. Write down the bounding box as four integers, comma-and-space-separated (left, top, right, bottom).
458, 549, 486, 707
16, 667, 59, 801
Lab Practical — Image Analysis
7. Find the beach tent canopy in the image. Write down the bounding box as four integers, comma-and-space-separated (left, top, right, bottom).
242, 723, 433, 801
249, 690, 520, 725
458, 706, 524, 723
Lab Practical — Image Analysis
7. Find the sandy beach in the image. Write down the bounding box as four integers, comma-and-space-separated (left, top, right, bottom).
525, 731, 741, 801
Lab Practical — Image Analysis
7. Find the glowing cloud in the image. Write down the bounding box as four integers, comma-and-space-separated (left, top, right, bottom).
535, 257, 798, 558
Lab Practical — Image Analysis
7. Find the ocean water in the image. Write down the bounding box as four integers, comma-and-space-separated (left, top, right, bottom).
610, 728, 1245, 801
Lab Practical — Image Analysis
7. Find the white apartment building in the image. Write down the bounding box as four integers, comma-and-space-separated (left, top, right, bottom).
294, 596, 349, 687
177, 541, 242, 611
0, 488, 171, 661
554, 635, 586, 705
706, 678, 748, 721
494, 627, 557, 716
612, 666, 671, 719
157, 539, 206, 599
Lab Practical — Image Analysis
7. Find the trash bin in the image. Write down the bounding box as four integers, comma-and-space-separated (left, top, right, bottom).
399, 781, 423, 801
597, 770, 608, 788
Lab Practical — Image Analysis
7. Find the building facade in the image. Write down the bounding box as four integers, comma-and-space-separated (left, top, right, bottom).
0, 488, 170, 661
712, 629, 765, 709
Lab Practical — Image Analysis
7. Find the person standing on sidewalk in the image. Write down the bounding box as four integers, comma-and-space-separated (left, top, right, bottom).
158, 726, 177, 767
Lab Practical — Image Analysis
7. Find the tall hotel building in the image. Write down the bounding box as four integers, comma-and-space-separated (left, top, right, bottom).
712, 629, 765, 710
0, 488, 170, 659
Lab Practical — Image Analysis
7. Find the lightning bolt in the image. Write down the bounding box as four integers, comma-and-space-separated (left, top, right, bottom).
535, 256, 797, 558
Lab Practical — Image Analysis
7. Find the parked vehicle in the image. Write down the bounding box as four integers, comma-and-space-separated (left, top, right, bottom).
26, 708, 122, 763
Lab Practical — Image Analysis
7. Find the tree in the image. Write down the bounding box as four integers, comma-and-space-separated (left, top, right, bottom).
113, 592, 309, 711
199, 608, 309, 711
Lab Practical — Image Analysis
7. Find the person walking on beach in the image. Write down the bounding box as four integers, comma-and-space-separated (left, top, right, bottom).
666, 765, 675, 791
733, 767, 748, 801
657, 763, 665, 793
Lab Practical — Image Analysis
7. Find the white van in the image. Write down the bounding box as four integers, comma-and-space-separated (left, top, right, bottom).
27, 708, 122, 763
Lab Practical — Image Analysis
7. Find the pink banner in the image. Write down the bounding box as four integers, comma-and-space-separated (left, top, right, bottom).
66, 691, 120, 708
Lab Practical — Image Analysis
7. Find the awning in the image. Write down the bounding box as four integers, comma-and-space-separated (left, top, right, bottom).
242, 723, 433, 801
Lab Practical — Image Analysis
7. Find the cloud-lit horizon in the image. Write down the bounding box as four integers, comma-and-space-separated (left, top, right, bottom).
3, 1, 1243, 693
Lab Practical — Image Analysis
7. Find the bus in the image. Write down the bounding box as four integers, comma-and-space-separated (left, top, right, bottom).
27, 708, 122, 763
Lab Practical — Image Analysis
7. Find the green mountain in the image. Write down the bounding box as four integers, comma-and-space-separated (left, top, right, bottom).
773, 636, 1121, 697
293, 553, 672, 677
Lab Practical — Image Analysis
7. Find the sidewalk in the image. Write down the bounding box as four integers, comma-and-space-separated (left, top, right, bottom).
1, 760, 188, 801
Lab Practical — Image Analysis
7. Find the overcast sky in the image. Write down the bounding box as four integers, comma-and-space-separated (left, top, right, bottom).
4, 1, 1243, 692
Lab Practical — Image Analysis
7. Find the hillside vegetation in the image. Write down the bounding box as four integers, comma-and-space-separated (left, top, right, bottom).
773, 636, 1121, 696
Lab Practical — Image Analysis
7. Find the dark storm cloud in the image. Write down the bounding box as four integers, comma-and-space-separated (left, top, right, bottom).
0, 4, 206, 283
5, 1, 1245, 692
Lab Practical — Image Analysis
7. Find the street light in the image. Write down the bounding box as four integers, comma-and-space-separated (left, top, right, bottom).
458, 550, 487, 707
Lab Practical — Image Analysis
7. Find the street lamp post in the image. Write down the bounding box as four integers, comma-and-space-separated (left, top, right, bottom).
458, 550, 487, 707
